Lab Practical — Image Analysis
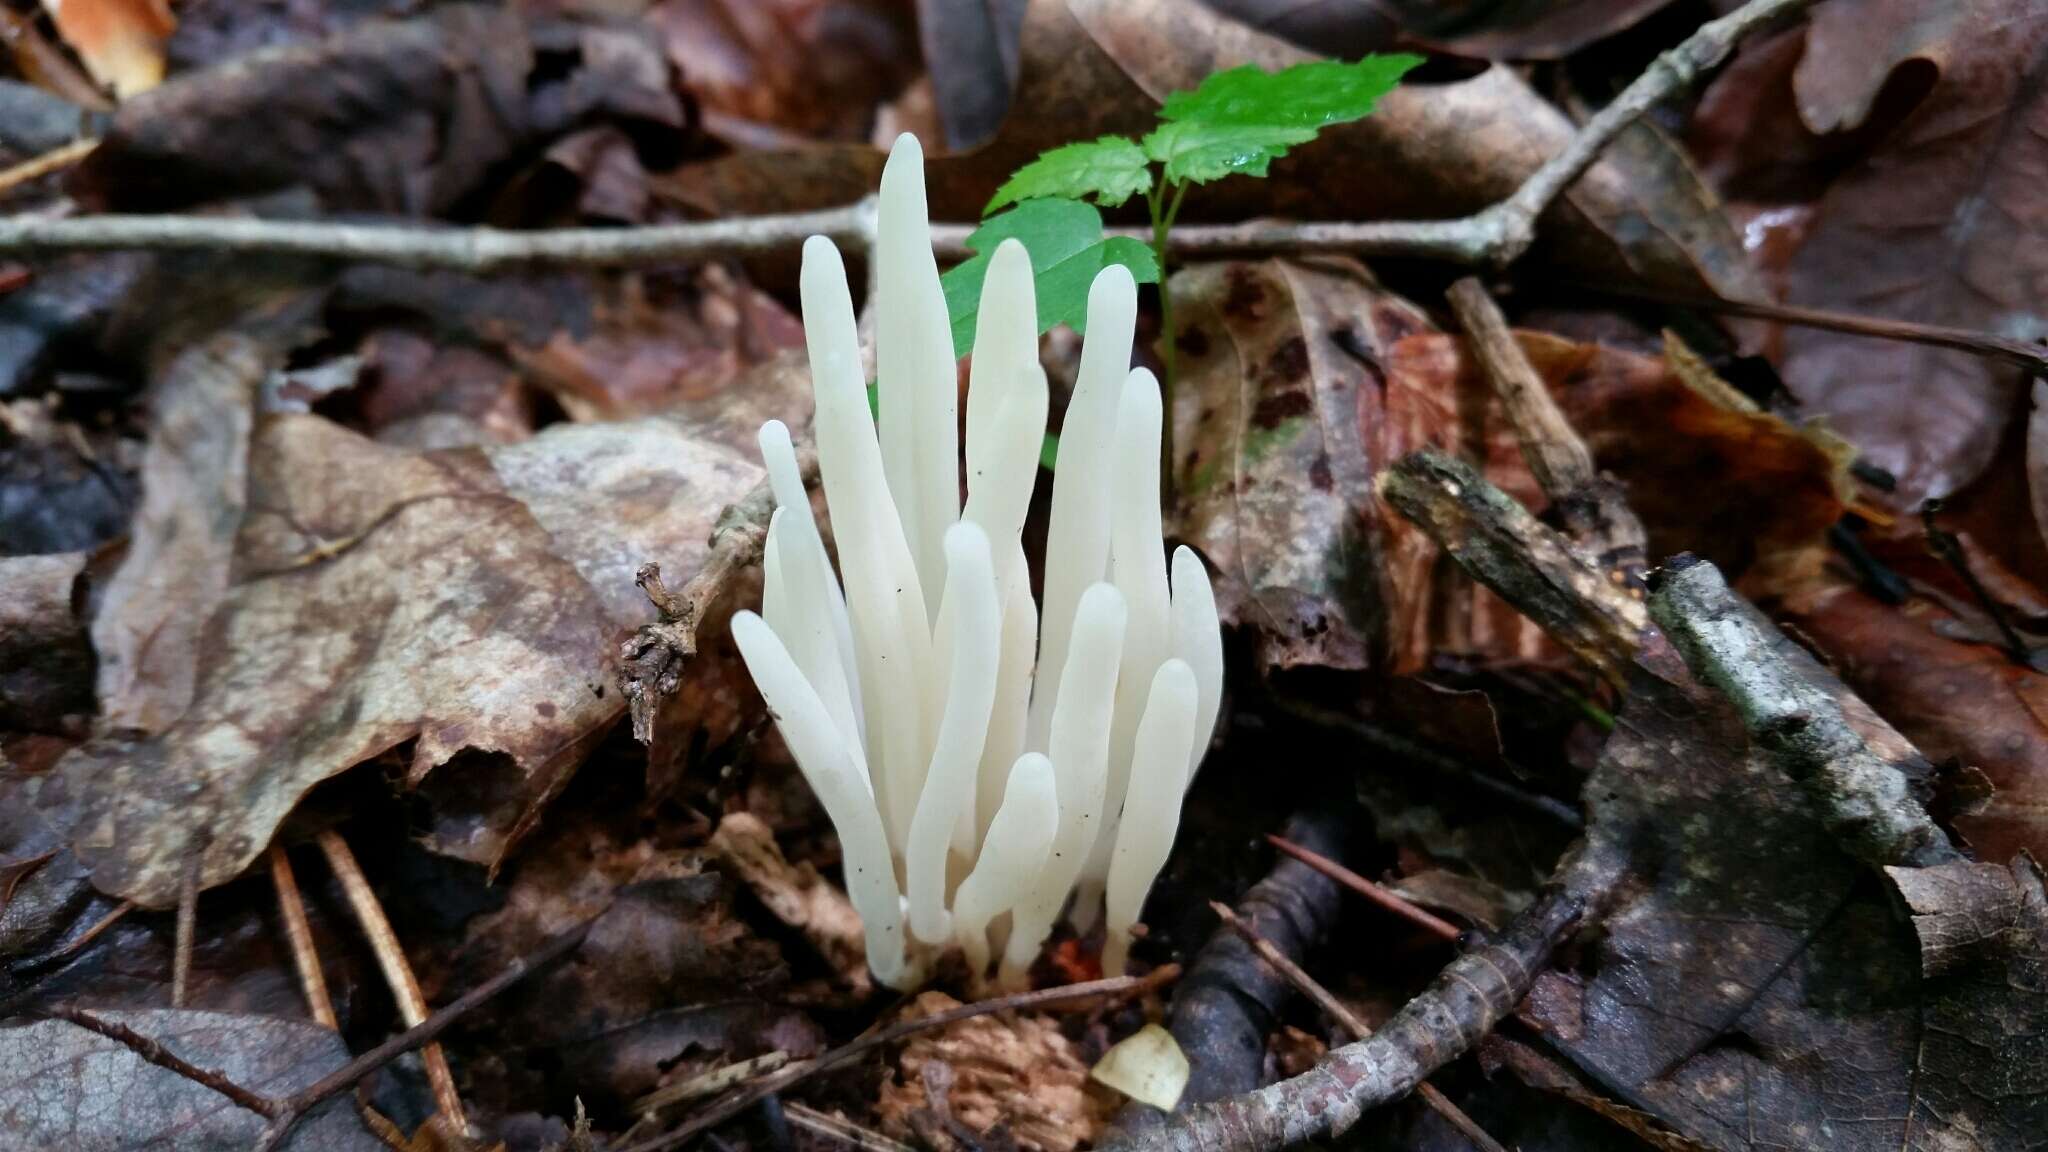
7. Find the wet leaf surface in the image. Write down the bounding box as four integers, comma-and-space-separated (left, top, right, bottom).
0, 1008, 379, 1150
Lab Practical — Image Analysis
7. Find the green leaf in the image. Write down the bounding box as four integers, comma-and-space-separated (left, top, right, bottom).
1159, 56, 1423, 130
1144, 55, 1423, 185
940, 199, 1161, 355
1141, 120, 1317, 185
985, 136, 1153, 214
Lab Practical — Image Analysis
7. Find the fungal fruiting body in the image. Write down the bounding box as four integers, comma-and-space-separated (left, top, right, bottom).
730, 133, 1223, 990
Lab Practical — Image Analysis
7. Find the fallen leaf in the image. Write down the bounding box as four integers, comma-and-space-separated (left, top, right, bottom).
0, 394, 141, 555
914, 0, 1025, 148
1167, 258, 1434, 673
877, 991, 1108, 1152
1090, 1023, 1188, 1111
40, 0, 174, 99
1524, 623, 2048, 1149
0, 552, 93, 732
1783, 582, 2048, 864
650, 0, 921, 143
77, 6, 683, 216
0, 1008, 380, 1150
709, 812, 868, 993
1778, 0, 2048, 504
1415, 0, 1679, 60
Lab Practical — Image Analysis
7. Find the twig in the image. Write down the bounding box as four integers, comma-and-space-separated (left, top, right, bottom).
40, 1004, 283, 1118
635, 1052, 791, 1116
172, 857, 199, 1009
255, 916, 596, 1152
1377, 451, 1648, 687
1920, 501, 2033, 665
316, 830, 468, 1132
0, 0, 1809, 274
1263, 836, 1461, 942
1102, 889, 1584, 1152
1210, 903, 1508, 1152
782, 1102, 919, 1152
1558, 282, 2048, 376
621, 443, 818, 743
1646, 556, 1962, 869
269, 845, 339, 1030
20, 900, 133, 967
0, 138, 97, 196
619, 974, 1151, 1152
1445, 278, 1646, 579
0, 201, 882, 272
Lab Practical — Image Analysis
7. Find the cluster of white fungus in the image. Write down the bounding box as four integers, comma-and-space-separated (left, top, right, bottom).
731, 134, 1223, 991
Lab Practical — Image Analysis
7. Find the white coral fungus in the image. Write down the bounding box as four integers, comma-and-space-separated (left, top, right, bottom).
730, 133, 1223, 990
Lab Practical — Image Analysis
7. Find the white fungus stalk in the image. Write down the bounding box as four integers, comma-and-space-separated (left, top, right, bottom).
1074, 367, 1174, 929
1103, 659, 1199, 977
731, 611, 914, 988
953, 752, 1058, 977
906, 522, 1001, 944
736, 133, 1222, 991
1003, 582, 1127, 987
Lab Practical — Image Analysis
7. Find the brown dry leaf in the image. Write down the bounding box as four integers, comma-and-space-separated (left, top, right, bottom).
1778, 0, 2048, 505
0, 551, 93, 732
709, 811, 868, 992
40, 0, 174, 99
663, 0, 1750, 295
77, 6, 683, 216
877, 991, 1108, 1152
57, 380, 794, 904
1167, 258, 1433, 673
509, 270, 806, 423
1415, 0, 1678, 60
1526, 624, 2048, 1149
650, 0, 920, 143
1783, 582, 2048, 864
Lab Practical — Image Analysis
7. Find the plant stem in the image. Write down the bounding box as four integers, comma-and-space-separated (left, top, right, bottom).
1154, 177, 1188, 501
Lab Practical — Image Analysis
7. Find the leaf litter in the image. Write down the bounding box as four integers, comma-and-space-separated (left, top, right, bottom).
5, 1, 2048, 1150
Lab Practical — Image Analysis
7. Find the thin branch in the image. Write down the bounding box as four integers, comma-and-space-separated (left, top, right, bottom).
1211, 904, 1508, 1152
0, 201, 881, 272
40, 1004, 283, 1119
268, 845, 339, 1030
621, 443, 818, 744
635, 1052, 791, 1117
1559, 281, 2048, 376
316, 830, 467, 1132
255, 916, 596, 1152
1104, 889, 1585, 1152
619, 974, 1153, 1152
1646, 556, 1963, 869
0, 138, 96, 197
1377, 451, 1648, 688
1446, 277, 1647, 579
1264, 835, 1462, 942
172, 857, 198, 1009
783, 1102, 920, 1152
0, 0, 1809, 275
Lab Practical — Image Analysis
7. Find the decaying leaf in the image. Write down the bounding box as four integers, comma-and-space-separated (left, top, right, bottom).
650, 0, 920, 143
0, 552, 93, 732
877, 992, 1108, 1152
1784, 582, 2048, 864
0, 1008, 379, 1150
1778, 0, 2048, 504
1525, 624, 2048, 1149
709, 811, 868, 992
57, 402, 783, 905
40, 0, 174, 99
1168, 257, 1432, 672
1089, 1023, 1189, 1111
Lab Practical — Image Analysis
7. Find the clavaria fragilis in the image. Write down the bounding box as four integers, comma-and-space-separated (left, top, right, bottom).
731, 133, 1223, 990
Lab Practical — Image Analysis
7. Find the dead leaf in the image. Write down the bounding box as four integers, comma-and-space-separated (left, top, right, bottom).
709, 812, 868, 992
77, 5, 683, 217
40, 0, 174, 99
1784, 582, 2048, 864
650, 0, 921, 143
1777, 0, 2048, 504
1167, 258, 1432, 673
0, 393, 142, 555
0, 1008, 380, 1150
0, 552, 93, 733
877, 991, 1108, 1152
1414, 0, 1679, 60
913, 0, 1025, 148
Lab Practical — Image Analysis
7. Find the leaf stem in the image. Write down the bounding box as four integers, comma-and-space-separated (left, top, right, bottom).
1154, 176, 1188, 502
